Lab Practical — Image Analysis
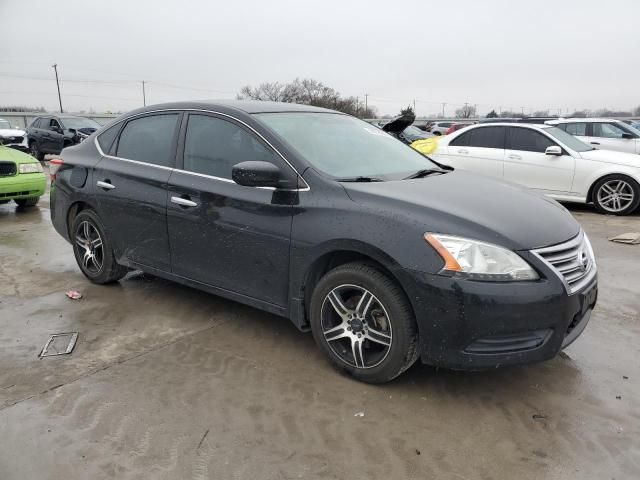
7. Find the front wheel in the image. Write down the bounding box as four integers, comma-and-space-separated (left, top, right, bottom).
71, 209, 128, 284
592, 175, 640, 215
15, 197, 39, 207
29, 141, 44, 161
310, 262, 419, 383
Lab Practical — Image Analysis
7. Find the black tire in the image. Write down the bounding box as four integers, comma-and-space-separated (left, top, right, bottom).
310, 262, 419, 384
433, 131, 442, 136
15, 197, 39, 207
592, 175, 640, 216
71, 209, 128, 284
29, 141, 44, 161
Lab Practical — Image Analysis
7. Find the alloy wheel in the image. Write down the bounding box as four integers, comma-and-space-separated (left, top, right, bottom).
597, 179, 635, 213
74, 220, 104, 275
320, 284, 392, 369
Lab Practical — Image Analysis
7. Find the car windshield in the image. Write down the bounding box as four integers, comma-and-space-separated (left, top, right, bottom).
542, 126, 594, 152
0, 119, 11, 129
255, 112, 439, 180
61, 117, 101, 130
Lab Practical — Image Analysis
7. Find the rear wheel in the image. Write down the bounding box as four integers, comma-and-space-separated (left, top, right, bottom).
15, 197, 39, 207
592, 175, 640, 215
29, 141, 44, 161
71, 209, 128, 284
310, 262, 419, 383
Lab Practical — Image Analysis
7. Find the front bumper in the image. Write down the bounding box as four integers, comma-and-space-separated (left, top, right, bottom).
0, 173, 46, 200
398, 265, 597, 370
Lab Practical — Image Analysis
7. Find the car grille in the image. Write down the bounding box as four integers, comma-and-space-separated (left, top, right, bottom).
0, 161, 17, 177
532, 232, 596, 295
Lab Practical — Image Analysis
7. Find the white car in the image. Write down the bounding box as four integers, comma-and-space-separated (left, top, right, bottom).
546, 118, 640, 155
428, 121, 454, 135
431, 123, 640, 215
0, 118, 28, 152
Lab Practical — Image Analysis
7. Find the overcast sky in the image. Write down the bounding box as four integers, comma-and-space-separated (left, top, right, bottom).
1, 0, 639, 116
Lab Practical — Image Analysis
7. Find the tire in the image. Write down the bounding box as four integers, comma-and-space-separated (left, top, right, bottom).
15, 197, 39, 207
71, 209, 128, 284
592, 175, 640, 216
309, 262, 419, 384
433, 131, 442, 136
29, 141, 44, 161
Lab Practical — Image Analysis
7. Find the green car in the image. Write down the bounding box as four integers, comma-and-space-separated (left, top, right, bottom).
0, 145, 46, 207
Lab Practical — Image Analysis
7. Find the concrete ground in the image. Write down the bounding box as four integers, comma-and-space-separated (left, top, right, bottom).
0, 192, 639, 480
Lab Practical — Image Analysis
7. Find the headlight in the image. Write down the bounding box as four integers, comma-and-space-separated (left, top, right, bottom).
425, 233, 539, 281
19, 162, 43, 174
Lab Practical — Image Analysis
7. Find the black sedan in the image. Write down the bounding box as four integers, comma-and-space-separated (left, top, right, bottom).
26, 114, 101, 160
50, 100, 597, 383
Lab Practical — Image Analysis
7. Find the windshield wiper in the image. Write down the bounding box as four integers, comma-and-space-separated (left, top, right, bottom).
403, 168, 447, 180
337, 176, 385, 182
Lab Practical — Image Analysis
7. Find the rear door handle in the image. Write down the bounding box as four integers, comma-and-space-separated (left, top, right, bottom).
171, 196, 198, 208
508, 154, 522, 160
96, 180, 115, 190
457, 149, 469, 154
590, 141, 600, 145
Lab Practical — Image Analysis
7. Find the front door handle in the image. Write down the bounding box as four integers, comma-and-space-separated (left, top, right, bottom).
96, 180, 115, 190
457, 149, 469, 154
171, 196, 198, 208
590, 141, 600, 145
508, 154, 522, 160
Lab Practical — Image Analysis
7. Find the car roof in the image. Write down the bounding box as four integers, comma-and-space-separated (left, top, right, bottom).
126, 100, 338, 116
548, 118, 624, 123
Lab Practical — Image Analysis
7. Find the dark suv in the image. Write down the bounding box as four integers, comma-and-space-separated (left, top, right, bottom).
50, 101, 597, 383
26, 114, 101, 160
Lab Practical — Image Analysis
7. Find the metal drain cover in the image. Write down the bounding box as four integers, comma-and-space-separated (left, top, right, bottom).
39, 332, 79, 358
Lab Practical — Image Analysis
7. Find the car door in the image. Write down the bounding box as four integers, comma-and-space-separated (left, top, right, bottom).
31, 117, 52, 152
93, 112, 181, 272
503, 126, 575, 193
589, 122, 639, 154
441, 126, 506, 178
167, 112, 297, 307
46, 118, 66, 153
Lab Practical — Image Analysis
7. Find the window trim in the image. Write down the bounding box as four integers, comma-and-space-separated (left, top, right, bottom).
93, 108, 310, 191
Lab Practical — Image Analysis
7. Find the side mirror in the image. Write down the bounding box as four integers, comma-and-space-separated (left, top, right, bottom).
545, 146, 562, 156
621, 132, 634, 139
232, 161, 281, 188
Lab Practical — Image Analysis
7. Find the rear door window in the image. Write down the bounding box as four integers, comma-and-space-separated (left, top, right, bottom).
508, 127, 556, 153
182, 114, 277, 180
467, 126, 505, 149
449, 131, 471, 147
564, 123, 587, 136
97, 124, 121, 155
116, 114, 179, 167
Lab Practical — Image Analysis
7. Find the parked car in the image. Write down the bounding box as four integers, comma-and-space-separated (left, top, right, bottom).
546, 118, 640, 154
0, 118, 29, 152
445, 122, 474, 135
26, 114, 101, 160
432, 123, 640, 215
50, 101, 596, 383
428, 121, 454, 135
0, 145, 46, 207
379, 114, 433, 144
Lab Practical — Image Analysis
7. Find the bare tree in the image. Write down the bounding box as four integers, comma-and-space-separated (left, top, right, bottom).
238, 78, 376, 118
455, 104, 476, 118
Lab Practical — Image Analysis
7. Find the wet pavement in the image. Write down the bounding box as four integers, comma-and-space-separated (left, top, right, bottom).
0, 194, 639, 480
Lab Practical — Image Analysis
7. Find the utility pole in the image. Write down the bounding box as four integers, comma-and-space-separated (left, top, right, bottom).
142, 80, 147, 106
364, 93, 368, 115
521, 106, 525, 116
51, 63, 63, 113
413, 99, 416, 116
441, 102, 446, 118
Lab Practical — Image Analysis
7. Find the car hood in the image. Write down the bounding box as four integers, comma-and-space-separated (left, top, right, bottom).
343, 170, 580, 251
579, 148, 640, 167
0, 145, 37, 164
0, 128, 26, 137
